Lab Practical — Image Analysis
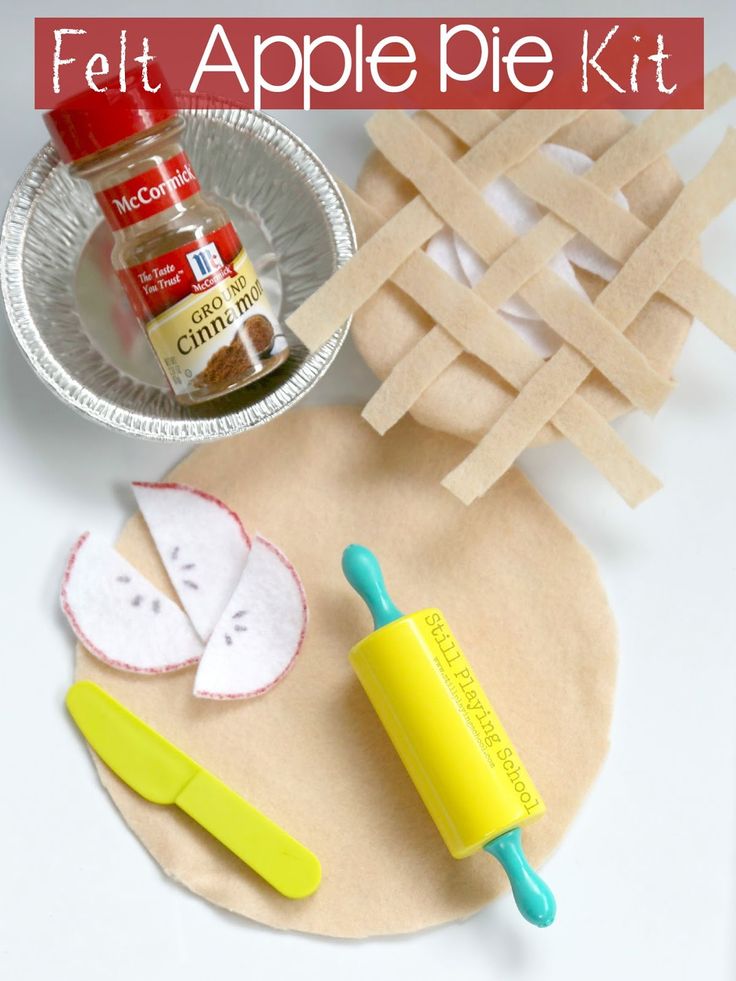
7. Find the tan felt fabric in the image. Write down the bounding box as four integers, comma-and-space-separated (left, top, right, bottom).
503, 148, 736, 344
289, 194, 436, 352
285, 68, 735, 506
366, 111, 672, 414
288, 110, 581, 351
74, 406, 617, 938
455, 108, 582, 187
345, 184, 660, 506
442, 129, 736, 503
593, 129, 736, 327
442, 348, 641, 506
663, 262, 736, 351
392, 70, 736, 338
575, 65, 736, 191
353, 109, 694, 452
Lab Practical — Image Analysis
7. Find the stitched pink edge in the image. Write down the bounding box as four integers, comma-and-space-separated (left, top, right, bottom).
131, 481, 252, 549
193, 534, 309, 700
60, 532, 202, 675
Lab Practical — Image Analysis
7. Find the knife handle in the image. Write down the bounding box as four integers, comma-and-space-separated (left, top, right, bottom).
175, 769, 321, 899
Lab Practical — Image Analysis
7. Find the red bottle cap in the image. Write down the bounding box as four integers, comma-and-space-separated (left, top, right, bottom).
44, 69, 177, 163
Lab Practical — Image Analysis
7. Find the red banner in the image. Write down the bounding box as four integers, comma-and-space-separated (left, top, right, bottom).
35, 18, 704, 111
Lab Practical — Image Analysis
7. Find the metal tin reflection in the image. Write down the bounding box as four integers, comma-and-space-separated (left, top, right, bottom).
0, 108, 355, 441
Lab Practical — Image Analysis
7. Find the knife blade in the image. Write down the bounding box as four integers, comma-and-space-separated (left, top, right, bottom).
66, 680, 321, 899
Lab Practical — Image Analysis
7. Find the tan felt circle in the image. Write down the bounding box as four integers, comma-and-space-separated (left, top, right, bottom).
75, 405, 617, 938
353, 110, 694, 449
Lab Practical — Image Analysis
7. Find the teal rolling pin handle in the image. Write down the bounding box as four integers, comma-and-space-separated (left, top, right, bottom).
485, 829, 556, 927
342, 544, 557, 928
342, 544, 404, 629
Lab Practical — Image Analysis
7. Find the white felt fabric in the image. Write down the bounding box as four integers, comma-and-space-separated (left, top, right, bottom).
193, 535, 307, 700
61, 532, 203, 674
426, 224, 562, 359
453, 171, 589, 319
540, 144, 629, 280
425, 227, 464, 283
132, 482, 251, 643
427, 143, 630, 358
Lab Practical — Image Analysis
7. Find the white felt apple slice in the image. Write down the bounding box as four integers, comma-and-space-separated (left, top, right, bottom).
61, 532, 203, 674
132, 481, 251, 643
193, 535, 308, 700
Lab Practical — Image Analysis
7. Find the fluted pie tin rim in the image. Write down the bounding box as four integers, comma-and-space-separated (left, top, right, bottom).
0, 108, 355, 441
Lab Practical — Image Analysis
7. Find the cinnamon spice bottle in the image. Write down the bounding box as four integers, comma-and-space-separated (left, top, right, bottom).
44, 76, 289, 405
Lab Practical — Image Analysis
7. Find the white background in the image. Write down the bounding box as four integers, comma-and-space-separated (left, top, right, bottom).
1, 1, 734, 978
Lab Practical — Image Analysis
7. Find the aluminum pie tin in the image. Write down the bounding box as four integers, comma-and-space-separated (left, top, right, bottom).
1, 109, 355, 440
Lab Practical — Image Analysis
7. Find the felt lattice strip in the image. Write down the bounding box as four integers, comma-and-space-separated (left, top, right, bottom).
593, 130, 736, 325
287, 109, 582, 350
289, 195, 435, 351
367, 111, 672, 414
497, 136, 736, 353
345, 184, 661, 506
419, 119, 736, 363
430, 64, 736, 194
375, 65, 736, 399
366, 67, 736, 494
661, 263, 736, 351
423, 70, 736, 353
571, 65, 736, 191
385, 68, 736, 417
285, 66, 736, 506
442, 130, 736, 504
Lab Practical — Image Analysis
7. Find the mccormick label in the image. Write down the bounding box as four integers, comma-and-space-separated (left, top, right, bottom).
117, 222, 285, 398
96, 151, 201, 230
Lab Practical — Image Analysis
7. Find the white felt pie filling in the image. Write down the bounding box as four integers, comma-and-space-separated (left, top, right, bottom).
428, 143, 631, 358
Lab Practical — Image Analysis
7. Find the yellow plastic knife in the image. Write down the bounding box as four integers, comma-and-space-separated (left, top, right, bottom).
66, 681, 321, 899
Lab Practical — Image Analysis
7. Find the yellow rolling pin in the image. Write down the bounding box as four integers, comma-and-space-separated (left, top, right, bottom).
342, 545, 556, 927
